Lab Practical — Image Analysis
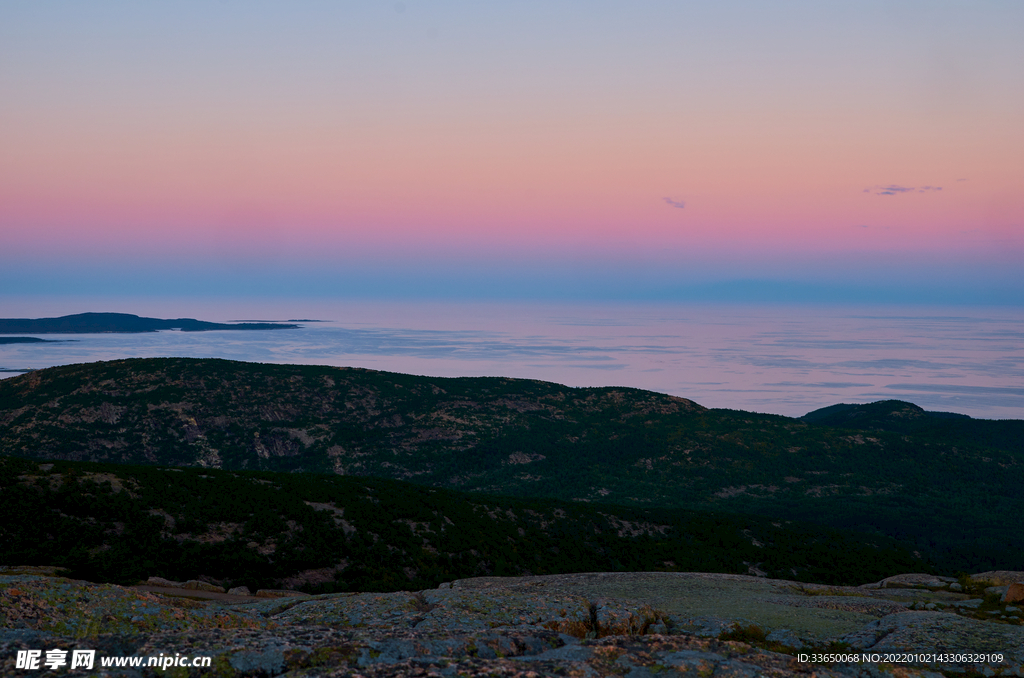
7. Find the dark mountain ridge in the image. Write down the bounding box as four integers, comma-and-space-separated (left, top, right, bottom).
803, 400, 971, 426
802, 399, 1023, 453
1, 357, 1021, 572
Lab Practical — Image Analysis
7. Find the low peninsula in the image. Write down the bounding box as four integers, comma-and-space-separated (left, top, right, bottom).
0, 312, 299, 334
0, 337, 55, 344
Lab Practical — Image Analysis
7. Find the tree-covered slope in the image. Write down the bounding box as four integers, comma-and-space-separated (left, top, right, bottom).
0, 457, 927, 591
1, 358, 1021, 571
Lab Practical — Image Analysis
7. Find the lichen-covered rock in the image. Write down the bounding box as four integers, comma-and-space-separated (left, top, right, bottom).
0, 575, 265, 638
839, 610, 1024, 675
270, 587, 595, 636
971, 571, 1024, 586
3, 572, 1022, 677
592, 599, 662, 636
255, 588, 310, 599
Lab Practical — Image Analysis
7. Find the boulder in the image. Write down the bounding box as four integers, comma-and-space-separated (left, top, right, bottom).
877, 573, 956, 590
1005, 583, 1024, 604
228, 586, 253, 596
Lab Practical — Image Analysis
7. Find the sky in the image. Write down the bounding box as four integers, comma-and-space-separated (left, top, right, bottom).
2, 1, 1022, 304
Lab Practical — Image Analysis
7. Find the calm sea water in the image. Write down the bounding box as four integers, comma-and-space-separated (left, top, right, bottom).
1, 297, 1022, 420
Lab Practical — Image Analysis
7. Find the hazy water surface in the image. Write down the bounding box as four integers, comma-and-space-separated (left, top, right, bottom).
1, 298, 1021, 419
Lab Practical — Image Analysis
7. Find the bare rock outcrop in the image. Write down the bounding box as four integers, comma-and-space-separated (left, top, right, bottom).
2, 570, 1022, 677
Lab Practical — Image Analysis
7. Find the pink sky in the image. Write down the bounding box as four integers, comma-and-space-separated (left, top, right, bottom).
1, 2, 1021, 302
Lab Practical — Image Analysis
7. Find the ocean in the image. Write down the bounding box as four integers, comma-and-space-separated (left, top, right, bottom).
1, 297, 1022, 420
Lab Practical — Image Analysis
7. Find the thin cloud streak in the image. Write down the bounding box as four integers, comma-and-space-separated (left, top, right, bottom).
864, 185, 943, 196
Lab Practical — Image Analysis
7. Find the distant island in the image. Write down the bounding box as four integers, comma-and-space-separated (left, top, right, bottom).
0, 312, 300, 334
234, 318, 327, 322
0, 337, 57, 344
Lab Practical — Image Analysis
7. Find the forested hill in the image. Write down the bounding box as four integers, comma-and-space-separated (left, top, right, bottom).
1, 357, 1022, 571
801, 399, 1024, 453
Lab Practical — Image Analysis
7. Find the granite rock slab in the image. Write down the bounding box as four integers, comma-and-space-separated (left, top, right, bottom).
3, 571, 1023, 677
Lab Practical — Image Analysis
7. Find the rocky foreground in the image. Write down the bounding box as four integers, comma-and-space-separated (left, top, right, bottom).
2, 568, 1023, 677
